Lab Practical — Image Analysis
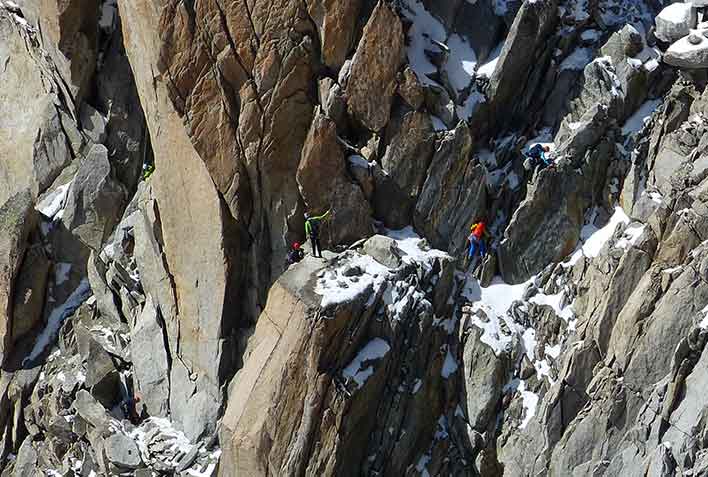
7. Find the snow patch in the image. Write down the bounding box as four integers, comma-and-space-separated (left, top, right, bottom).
315, 254, 390, 307
477, 43, 504, 78
565, 207, 630, 266
445, 33, 477, 91
36, 181, 73, 220
621, 99, 661, 136
342, 338, 391, 389
615, 223, 646, 249
518, 380, 538, 429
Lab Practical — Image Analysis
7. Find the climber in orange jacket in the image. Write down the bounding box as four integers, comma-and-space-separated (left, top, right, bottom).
465, 219, 489, 271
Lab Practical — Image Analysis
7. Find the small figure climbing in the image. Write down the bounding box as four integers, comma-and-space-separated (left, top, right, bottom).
119, 394, 142, 425
465, 219, 489, 274
142, 162, 155, 181
523, 144, 553, 181
305, 209, 330, 258
287, 242, 305, 265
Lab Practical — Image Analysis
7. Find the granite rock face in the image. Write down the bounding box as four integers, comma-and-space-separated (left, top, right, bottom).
3, 1, 708, 477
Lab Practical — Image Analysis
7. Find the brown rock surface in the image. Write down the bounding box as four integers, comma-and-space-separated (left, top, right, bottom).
346, 1, 405, 131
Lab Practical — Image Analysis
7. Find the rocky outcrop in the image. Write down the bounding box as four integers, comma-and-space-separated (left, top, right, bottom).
7, 1, 708, 476
346, 1, 404, 131
220, 234, 463, 477
655, 3, 696, 43
0, 191, 35, 366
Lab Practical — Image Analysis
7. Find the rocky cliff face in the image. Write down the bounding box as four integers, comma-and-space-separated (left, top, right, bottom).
2, 0, 708, 476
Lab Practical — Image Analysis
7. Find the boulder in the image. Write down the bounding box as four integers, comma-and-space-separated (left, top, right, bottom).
398, 67, 425, 110
59, 144, 126, 253
414, 122, 487, 256
361, 235, 403, 268
317, 78, 346, 126
376, 111, 435, 228
297, 112, 374, 246
306, 0, 363, 70
104, 432, 142, 469
664, 34, 708, 69
74, 390, 112, 430
346, 1, 405, 131
131, 296, 170, 417
10, 246, 49, 343
655, 3, 696, 43
79, 103, 108, 145
0, 191, 36, 366
600, 24, 644, 63
462, 327, 508, 431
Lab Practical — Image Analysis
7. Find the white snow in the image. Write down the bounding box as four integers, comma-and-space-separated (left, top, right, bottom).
662, 266, 683, 274
441, 348, 458, 378
456, 91, 486, 120
342, 338, 391, 389
560, 47, 594, 71
400, 0, 447, 87
700, 304, 708, 329
615, 223, 646, 249
347, 154, 369, 169
445, 33, 477, 91
530, 291, 574, 321
315, 254, 390, 307
565, 207, 630, 266
462, 277, 532, 355
385, 226, 450, 267
621, 99, 661, 136
24, 280, 91, 363
36, 181, 72, 219
518, 380, 538, 429
477, 43, 504, 78
648, 191, 663, 204
545, 343, 562, 359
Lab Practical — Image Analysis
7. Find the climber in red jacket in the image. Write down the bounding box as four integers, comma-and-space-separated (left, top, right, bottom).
465, 219, 489, 272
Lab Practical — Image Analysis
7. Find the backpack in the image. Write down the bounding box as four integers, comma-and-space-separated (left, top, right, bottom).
527, 144, 544, 159
471, 222, 485, 239
308, 218, 320, 237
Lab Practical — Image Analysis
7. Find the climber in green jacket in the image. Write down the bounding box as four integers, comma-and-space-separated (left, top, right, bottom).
305, 209, 330, 258
142, 162, 155, 181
